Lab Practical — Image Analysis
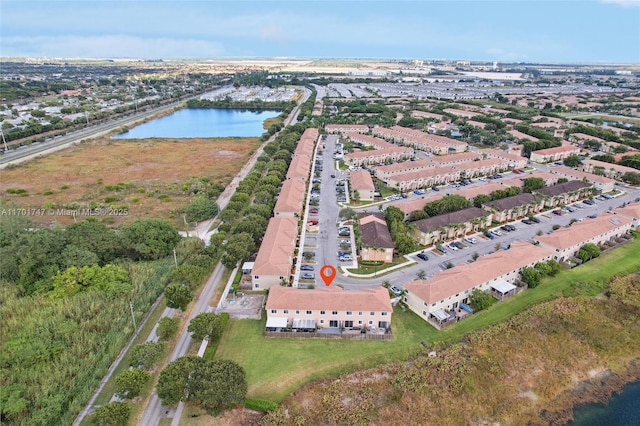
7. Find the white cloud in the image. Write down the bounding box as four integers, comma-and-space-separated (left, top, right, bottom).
2, 35, 225, 59
600, 0, 640, 7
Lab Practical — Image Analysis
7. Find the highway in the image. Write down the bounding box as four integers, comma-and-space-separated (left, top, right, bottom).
0, 96, 196, 169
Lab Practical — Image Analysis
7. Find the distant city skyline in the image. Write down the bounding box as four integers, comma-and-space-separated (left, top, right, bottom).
1, 0, 639, 63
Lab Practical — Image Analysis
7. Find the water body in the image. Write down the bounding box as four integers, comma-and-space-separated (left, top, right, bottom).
568, 380, 640, 425
113, 108, 280, 139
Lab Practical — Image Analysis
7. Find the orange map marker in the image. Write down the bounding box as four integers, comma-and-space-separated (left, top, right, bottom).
320, 265, 336, 286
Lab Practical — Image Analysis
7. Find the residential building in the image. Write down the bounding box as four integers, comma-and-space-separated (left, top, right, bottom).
412, 207, 492, 246
534, 180, 593, 207
582, 159, 638, 180
482, 148, 528, 169
614, 202, 640, 230
325, 124, 370, 134
265, 286, 392, 332
508, 129, 539, 142
344, 146, 413, 167
350, 169, 376, 201
285, 156, 312, 181
530, 145, 580, 163
443, 108, 480, 119
550, 165, 615, 192
534, 213, 632, 262
252, 217, 298, 290
359, 214, 395, 263
344, 132, 396, 150
273, 179, 306, 217
482, 193, 543, 222
404, 242, 554, 328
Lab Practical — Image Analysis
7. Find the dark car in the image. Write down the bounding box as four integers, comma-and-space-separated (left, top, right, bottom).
300, 265, 314, 271
501, 225, 511, 232
552, 209, 563, 216
417, 252, 429, 261
300, 273, 315, 280
432, 186, 440, 191
505, 224, 516, 231
453, 241, 465, 249
531, 217, 541, 223
484, 231, 495, 239
522, 219, 533, 225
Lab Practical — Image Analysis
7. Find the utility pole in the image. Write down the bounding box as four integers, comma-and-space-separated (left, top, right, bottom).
0, 128, 7, 151
129, 301, 137, 330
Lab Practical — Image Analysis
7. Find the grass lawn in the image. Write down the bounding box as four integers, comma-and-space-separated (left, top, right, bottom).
215, 307, 435, 402
376, 179, 398, 197
214, 237, 640, 403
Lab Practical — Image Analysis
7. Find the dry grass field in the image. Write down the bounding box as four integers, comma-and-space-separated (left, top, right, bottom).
1, 136, 261, 227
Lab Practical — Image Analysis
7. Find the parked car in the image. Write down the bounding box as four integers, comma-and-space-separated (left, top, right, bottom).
500, 225, 511, 232
484, 231, 495, 239
300, 273, 315, 280
309, 208, 319, 214
389, 286, 402, 295
338, 230, 350, 237
417, 252, 429, 261
505, 224, 516, 231
307, 219, 319, 225
522, 219, 533, 225
464, 237, 477, 244
300, 265, 314, 271
330, 174, 336, 178
531, 216, 541, 223
338, 254, 353, 261
491, 229, 503, 236
437, 245, 447, 253
452, 241, 465, 249
552, 209, 563, 216
447, 243, 459, 251
432, 186, 440, 191
339, 239, 351, 245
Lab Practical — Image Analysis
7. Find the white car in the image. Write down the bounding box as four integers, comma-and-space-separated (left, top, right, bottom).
464, 237, 477, 244
447, 243, 459, 251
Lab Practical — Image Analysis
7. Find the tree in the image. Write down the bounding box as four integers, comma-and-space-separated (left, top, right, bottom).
563, 154, 583, 168
384, 206, 405, 223
222, 232, 255, 269
621, 172, 640, 185
191, 359, 247, 415
523, 177, 545, 193
188, 312, 224, 341
164, 284, 193, 311
184, 196, 219, 222
577, 243, 601, 263
115, 368, 150, 399
90, 402, 131, 426
50, 264, 131, 298
157, 356, 205, 405
473, 193, 491, 208
65, 219, 122, 263
129, 341, 166, 370
157, 317, 180, 341
407, 210, 428, 222
157, 356, 247, 415
520, 266, 542, 288
120, 219, 181, 261
172, 264, 208, 288
469, 289, 496, 311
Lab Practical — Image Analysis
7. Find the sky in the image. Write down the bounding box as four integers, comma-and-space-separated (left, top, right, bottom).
1, 0, 639, 63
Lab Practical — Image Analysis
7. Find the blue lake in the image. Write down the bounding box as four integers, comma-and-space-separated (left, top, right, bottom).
113, 108, 281, 139
568, 379, 640, 425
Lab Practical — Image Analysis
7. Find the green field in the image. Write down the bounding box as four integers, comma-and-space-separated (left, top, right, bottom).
214, 237, 640, 402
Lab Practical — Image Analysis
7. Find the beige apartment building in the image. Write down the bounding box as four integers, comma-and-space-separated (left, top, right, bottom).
530, 145, 580, 163
412, 207, 492, 246
550, 165, 615, 192
325, 124, 370, 134
404, 242, 555, 328
534, 213, 632, 262
359, 214, 394, 263
615, 202, 640, 230
482, 148, 528, 169
582, 159, 638, 180
350, 169, 376, 201
265, 286, 393, 332
344, 147, 413, 167
251, 217, 298, 290
273, 179, 306, 217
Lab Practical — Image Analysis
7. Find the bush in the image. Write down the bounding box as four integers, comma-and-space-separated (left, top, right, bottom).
184, 196, 219, 222
245, 398, 278, 412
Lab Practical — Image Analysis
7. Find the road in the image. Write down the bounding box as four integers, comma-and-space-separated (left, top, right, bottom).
0, 96, 198, 169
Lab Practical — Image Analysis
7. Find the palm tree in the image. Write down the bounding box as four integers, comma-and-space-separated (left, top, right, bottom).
416, 269, 427, 280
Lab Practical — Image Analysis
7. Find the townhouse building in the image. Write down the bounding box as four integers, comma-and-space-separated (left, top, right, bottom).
481, 148, 528, 169
482, 193, 544, 223
344, 147, 413, 167
285, 155, 312, 181
614, 202, 640, 230
384, 165, 461, 192
412, 207, 493, 246
350, 169, 376, 201
251, 217, 298, 290
359, 214, 395, 263
550, 165, 615, 192
582, 159, 638, 180
372, 126, 467, 154
530, 145, 580, 163
404, 242, 555, 328
508, 129, 540, 142
265, 286, 392, 332
534, 180, 593, 208
344, 132, 396, 150
325, 124, 370, 134
273, 179, 306, 217
534, 213, 632, 262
